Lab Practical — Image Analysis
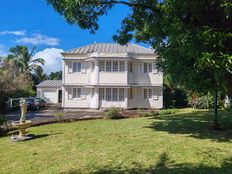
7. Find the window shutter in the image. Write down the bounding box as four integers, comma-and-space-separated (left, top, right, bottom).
68, 88, 73, 99
68, 62, 73, 73
81, 88, 86, 99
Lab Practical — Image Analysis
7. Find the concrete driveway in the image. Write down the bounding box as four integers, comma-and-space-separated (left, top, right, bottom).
5, 108, 104, 126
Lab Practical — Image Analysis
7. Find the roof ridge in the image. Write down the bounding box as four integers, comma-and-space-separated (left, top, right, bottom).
63, 42, 155, 54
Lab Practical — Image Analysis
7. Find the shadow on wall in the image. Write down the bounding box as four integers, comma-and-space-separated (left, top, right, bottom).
60, 153, 232, 174
146, 110, 232, 142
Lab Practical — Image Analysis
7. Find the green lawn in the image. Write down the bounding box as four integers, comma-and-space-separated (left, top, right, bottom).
0, 109, 232, 174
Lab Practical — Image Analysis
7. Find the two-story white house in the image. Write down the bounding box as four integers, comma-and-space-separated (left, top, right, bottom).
37, 43, 163, 109
62, 43, 163, 109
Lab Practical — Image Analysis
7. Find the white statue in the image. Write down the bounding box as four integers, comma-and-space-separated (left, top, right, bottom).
19, 98, 27, 123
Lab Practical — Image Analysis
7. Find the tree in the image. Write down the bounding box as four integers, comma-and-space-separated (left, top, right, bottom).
0, 57, 33, 113
47, 0, 232, 127
6, 45, 46, 82
48, 71, 62, 80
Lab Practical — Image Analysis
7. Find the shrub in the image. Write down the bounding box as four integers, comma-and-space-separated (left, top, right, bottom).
105, 107, 122, 119
54, 112, 65, 122
139, 111, 159, 117
159, 109, 180, 115
0, 115, 7, 135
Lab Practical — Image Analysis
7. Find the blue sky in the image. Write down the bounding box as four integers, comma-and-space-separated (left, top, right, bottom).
0, 0, 145, 73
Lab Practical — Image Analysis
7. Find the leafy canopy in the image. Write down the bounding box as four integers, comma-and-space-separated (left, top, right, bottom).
47, 0, 232, 95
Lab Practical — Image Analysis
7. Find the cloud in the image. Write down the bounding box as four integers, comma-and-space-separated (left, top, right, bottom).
16, 33, 60, 46
33, 48, 64, 74
0, 30, 26, 36
0, 44, 8, 57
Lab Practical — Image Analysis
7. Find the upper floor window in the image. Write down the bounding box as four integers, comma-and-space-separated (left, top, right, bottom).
106, 61, 111, 71
100, 61, 105, 71
99, 61, 125, 72
73, 62, 81, 72
119, 62, 125, 71
144, 63, 152, 73
113, 61, 119, 71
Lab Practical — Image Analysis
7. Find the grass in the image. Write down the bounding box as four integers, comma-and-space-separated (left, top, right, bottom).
0, 108, 232, 174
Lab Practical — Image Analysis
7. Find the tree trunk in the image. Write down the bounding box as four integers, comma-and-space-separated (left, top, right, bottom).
214, 84, 219, 129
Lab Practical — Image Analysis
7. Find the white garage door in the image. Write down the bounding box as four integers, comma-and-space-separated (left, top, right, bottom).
43, 90, 57, 103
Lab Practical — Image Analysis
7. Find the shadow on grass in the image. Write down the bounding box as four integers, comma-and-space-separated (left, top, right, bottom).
61, 153, 232, 174
146, 110, 232, 142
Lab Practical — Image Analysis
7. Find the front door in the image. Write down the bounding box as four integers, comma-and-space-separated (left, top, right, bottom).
58, 90, 62, 103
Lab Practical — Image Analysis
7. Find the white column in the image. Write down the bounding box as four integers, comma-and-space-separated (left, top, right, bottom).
124, 88, 128, 109
93, 88, 99, 109
125, 60, 128, 85
95, 60, 99, 85
62, 86, 65, 108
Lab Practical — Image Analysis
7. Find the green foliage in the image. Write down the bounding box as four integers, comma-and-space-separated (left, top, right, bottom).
188, 92, 226, 109
47, 0, 232, 96
48, 71, 62, 80
160, 109, 180, 115
139, 111, 159, 117
0, 115, 7, 135
54, 112, 65, 122
163, 83, 188, 109
105, 107, 122, 119
0, 115, 7, 126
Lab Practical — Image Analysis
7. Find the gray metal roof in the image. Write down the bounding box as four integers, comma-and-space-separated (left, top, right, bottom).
37, 80, 62, 87
62, 43, 155, 55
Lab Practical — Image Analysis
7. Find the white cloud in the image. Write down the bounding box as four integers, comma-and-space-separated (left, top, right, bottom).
16, 33, 60, 46
33, 48, 64, 74
0, 44, 8, 57
0, 30, 26, 36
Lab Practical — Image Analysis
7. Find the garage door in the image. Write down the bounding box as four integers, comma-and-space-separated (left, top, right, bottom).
43, 90, 57, 103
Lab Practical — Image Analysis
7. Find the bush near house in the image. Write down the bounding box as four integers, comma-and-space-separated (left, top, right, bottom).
0, 115, 7, 135
105, 107, 123, 119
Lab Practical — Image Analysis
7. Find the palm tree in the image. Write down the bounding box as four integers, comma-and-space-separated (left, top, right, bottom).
6, 45, 46, 81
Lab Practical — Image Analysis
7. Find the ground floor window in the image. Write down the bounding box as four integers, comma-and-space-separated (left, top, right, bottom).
99, 88, 125, 101
73, 88, 81, 98
128, 88, 133, 99
144, 89, 152, 99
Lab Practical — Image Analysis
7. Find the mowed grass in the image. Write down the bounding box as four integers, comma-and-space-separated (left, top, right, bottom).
0, 109, 232, 174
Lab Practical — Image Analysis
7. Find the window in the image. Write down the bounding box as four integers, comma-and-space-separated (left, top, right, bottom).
148, 89, 152, 98
148, 63, 152, 72
144, 89, 147, 99
144, 89, 152, 99
106, 61, 111, 71
100, 61, 105, 71
144, 63, 147, 73
119, 88, 124, 101
144, 63, 152, 73
128, 62, 133, 73
73, 88, 81, 98
153, 89, 158, 100
113, 61, 119, 71
106, 88, 111, 100
73, 62, 81, 72
128, 88, 133, 99
119, 61, 125, 71
112, 88, 118, 101
99, 88, 104, 100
